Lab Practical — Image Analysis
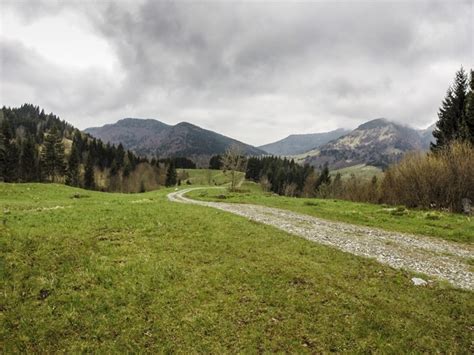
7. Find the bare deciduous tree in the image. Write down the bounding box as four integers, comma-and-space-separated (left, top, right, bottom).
221, 144, 246, 191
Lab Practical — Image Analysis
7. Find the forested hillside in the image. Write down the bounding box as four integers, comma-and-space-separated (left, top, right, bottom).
0, 104, 174, 192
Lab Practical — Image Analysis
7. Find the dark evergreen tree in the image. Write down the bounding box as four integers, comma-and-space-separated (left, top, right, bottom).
209, 155, 223, 170
6, 141, 20, 182
41, 126, 65, 182
20, 135, 38, 182
84, 154, 95, 189
66, 140, 81, 187
465, 69, 474, 144
0, 131, 5, 181
172, 157, 196, 169
245, 156, 313, 196
315, 164, 331, 191
122, 162, 132, 178
432, 67, 469, 151
165, 161, 177, 187
115, 143, 125, 168
0, 119, 19, 182
245, 157, 262, 181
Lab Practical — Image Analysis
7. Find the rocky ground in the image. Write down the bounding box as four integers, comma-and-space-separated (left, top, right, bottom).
168, 188, 474, 290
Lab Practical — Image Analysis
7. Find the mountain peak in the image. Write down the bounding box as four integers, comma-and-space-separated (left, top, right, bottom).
356, 118, 392, 130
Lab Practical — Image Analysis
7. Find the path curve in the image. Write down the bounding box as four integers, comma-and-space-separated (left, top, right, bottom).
168, 188, 474, 290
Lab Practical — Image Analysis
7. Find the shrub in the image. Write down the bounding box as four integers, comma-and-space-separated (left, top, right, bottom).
381, 141, 474, 212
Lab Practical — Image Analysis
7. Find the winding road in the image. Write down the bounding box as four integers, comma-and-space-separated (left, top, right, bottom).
168, 188, 474, 290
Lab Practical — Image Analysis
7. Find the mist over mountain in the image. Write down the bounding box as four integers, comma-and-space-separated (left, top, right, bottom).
302, 118, 434, 169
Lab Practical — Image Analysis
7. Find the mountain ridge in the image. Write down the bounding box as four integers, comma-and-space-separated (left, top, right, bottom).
303, 118, 434, 169
258, 128, 350, 156
85, 117, 265, 161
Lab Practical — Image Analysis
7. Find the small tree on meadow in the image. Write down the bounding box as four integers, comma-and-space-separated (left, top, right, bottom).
222, 144, 246, 191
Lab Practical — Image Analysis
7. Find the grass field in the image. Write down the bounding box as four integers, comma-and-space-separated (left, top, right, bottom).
331, 164, 383, 181
187, 182, 474, 244
178, 168, 244, 186
1, 183, 473, 352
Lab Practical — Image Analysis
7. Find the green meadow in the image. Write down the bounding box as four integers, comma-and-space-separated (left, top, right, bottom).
1, 182, 473, 352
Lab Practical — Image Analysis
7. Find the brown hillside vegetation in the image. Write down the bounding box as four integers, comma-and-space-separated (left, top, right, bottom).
382, 141, 474, 212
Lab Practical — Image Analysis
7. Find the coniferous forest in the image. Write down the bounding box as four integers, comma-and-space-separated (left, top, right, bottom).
0, 104, 175, 192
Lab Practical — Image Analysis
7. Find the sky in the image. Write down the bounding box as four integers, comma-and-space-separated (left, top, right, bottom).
0, 0, 472, 145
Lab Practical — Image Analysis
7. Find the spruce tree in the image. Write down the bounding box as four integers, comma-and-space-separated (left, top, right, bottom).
6, 141, 20, 182
0, 119, 19, 182
0, 130, 5, 181
315, 164, 331, 191
465, 69, 474, 144
432, 67, 469, 151
66, 140, 80, 186
41, 127, 65, 182
451, 67, 468, 141
20, 135, 38, 182
165, 161, 177, 187
84, 154, 95, 189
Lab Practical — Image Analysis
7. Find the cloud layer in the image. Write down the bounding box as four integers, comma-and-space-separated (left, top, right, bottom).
1, 0, 472, 145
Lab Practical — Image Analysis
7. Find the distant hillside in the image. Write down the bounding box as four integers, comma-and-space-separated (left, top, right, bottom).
259, 128, 349, 156
303, 118, 434, 169
86, 118, 265, 160
0, 104, 166, 192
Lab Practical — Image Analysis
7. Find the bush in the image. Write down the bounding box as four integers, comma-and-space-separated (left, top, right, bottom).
380, 141, 474, 212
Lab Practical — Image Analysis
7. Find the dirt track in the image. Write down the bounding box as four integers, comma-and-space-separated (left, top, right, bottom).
168, 188, 474, 290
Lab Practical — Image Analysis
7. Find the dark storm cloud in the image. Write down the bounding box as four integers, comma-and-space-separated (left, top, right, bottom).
1, 0, 472, 144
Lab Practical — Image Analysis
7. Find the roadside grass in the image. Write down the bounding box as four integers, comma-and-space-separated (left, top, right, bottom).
331, 164, 383, 181
187, 182, 474, 244
178, 168, 244, 186
1, 183, 473, 352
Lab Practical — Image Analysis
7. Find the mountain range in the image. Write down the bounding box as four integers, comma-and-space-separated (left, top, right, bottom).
85, 117, 435, 169
85, 118, 265, 162
258, 128, 350, 155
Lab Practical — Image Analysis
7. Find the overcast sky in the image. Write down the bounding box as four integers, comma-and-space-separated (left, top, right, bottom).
1, 0, 472, 145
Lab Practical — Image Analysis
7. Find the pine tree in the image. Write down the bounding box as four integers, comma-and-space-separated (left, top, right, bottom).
452, 67, 468, 138
84, 154, 95, 189
41, 127, 65, 182
6, 141, 20, 182
315, 164, 331, 191
116, 143, 125, 168
0, 131, 5, 182
209, 155, 223, 170
465, 69, 474, 144
432, 67, 469, 151
66, 140, 80, 186
0, 119, 19, 182
165, 161, 177, 187
20, 135, 38, 182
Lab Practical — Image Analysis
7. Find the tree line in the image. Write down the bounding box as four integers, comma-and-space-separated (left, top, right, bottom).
0, 104, 178, 192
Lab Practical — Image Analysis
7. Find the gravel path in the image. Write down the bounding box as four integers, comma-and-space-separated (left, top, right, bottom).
168, 188, 474, 290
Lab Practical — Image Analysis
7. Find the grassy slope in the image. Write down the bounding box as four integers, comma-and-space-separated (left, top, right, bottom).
178, 168, 244, 186
187, 182, 474, 244
1, 183, 473, 352
331, 164, 383, 181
